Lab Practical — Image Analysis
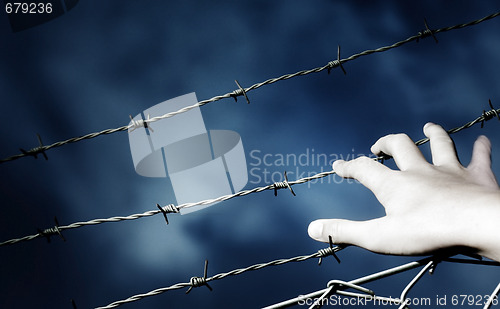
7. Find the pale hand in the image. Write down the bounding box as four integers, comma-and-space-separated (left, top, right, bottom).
308, 123, 500, 262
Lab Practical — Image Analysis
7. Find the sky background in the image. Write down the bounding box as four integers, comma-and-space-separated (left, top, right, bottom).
1, 1, 500, 308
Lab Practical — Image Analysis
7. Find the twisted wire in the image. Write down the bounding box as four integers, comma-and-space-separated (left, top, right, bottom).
97, 250, 500, 309
413, 106, 500, 147
95, 246, 344, 309
0, 170, 335, 246
0, 126, 129, 163
1, 105, 499, 247
1, 11, 499, 164
265, 257, 500, 309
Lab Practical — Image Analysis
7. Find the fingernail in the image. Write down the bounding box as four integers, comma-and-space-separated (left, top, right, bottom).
423, 122, 435, 130
308, 221, 323, 239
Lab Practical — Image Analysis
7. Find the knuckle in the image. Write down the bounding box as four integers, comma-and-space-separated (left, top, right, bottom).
393, 133, 411, 143
352, 156, 374, 168
380, 133, 413, 149
329, 221, 341, 244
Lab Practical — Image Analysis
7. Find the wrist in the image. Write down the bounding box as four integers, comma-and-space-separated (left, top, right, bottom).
461, 192, 500, 262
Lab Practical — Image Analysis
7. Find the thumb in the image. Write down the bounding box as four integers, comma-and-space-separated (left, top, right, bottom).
467, 135, 498, 188
308, 218, 389, 252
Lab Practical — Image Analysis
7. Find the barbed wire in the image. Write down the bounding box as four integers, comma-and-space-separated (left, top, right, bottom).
1, 11, 499, 164
0, 170, 334, 246
0, 103, 499, 247
94, 246, 344, 308
94, 248, 500, 309
1, 10, 499, 309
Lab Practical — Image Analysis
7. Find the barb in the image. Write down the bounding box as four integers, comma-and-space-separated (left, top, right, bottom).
1, 11, 499, 164
273, 171, 296, 196
327, 45, 347, 75
156, 203, 179, 225
1, 102, 499, 247
417, 18, 438, 43
102, 252, 486, 309
0, 169, 334, 247
37, 216, 65, 243
185, 260, 212, 294
317, 236, 341, 265
95, 245, 344, 309
19, 134, 48, 160
231, 80, 250, 104
128, 114, 153, 132
410, 103, 500, 149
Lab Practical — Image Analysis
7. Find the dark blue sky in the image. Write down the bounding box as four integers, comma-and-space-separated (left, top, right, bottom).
1, 1, 500, 308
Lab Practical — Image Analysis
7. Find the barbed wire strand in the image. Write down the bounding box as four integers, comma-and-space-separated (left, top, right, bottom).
1, 11, 499, 164
94, 246, 344, 309
0, 11, 497, 309
1, 104, 499, 247
97, 252, 500, 309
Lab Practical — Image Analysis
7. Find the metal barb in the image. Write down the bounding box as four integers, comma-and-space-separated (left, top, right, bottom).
37, 216, 65, 243
489, 99, 500, 119
129, 114, 153, 132
156, 203, 180, 225
273, 171, 296, 196
417, 18, 438, 43
144, 114, 153, 132
2, 11, 500, 164
186, 260, 213, 294
327, 45, 347, 75
481, 100, 499, 128
377, 152, 392, 165
20, 134, 48, 160
231, 80, 250, 104
3, 103, 500, 248
318, 236, 341, 265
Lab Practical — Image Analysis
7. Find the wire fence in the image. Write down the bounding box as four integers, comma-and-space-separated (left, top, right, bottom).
1, 10, 500, 309
0, 11, 499, 164
264, 256, 500, 309
94, 245, 344, 309
0, 103, 498, 247
94, 248, 500, 309
86, 102, 500, 308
